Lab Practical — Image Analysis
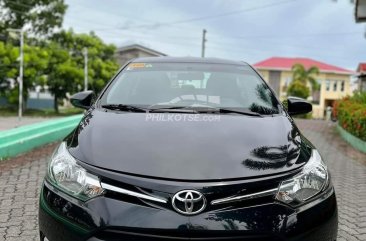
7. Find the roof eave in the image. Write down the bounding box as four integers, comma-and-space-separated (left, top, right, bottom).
117, 44, 167, 56
254, 66, 354, 75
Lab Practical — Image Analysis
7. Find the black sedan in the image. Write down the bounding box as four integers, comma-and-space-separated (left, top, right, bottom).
39, 57, 337, 241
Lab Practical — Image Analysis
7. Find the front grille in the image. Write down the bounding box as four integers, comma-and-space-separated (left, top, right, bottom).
101, 179, 172, 211
98, 172, 291, 214
102, 180, 278, 211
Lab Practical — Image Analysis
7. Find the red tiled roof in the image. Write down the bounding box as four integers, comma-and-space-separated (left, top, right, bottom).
357, 63, 366, 72
253, 57, 353, 74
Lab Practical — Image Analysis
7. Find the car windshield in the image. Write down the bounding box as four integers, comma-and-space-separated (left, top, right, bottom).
100, 62, 280, 115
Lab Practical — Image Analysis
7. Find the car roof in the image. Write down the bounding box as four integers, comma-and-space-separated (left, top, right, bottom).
131, 56, 249, 66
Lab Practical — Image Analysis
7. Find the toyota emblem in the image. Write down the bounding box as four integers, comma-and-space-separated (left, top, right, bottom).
172, 190, 206, 215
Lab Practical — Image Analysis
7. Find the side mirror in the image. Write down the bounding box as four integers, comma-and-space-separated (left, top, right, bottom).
284, 96, 312, 116
70, 91, 94, 109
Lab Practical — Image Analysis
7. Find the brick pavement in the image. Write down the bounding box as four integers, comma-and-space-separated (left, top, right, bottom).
295, 120, 366, 241
0, 143, 58, 241
0, 119, 365, 241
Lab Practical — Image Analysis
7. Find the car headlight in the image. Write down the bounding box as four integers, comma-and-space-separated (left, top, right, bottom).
47, 142, 104, 201
275, 149, 328, 206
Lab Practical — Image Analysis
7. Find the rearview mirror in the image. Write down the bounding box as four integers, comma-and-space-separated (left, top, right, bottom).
177, 72, 204, 80
70, 91, 94, 109
284, 96, 312, 116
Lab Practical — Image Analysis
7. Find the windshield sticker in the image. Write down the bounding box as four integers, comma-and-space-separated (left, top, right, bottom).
127, 63, 153, 70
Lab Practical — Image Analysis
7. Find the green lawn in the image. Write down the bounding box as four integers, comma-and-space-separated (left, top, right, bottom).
0, 106, 83, 117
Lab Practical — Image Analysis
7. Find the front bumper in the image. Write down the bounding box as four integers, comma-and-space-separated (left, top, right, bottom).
39, 180, 337, 241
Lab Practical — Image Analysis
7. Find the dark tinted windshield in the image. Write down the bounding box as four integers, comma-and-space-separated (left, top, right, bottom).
100, 62, 279, 114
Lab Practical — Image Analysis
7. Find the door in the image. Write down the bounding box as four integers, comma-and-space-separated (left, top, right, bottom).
268, 71, 281, 96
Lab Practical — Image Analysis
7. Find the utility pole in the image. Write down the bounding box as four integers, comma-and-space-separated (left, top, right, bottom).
19, 30, 23, 122
7, 28, 24, 122
83, 47, 88, 91
201, 29, 207, 58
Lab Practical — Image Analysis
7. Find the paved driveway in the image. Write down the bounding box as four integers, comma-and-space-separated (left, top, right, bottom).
0, 119, 365, 241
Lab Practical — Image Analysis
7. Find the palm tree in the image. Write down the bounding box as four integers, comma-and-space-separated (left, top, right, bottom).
291, 64, 320, 91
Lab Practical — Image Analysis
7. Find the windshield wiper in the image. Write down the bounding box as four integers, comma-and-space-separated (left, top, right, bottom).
101, 104, 147, 112
148, 106, 199, 113
149, 105, 261, 116
198, 108, 263, 117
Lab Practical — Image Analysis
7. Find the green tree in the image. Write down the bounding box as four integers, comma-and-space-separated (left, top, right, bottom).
23, 45, 49, 101
0, 3, 119, 113
0, 0, 67, 36
44, 30, 119, 112
0, 41, 18, 96
0, 41, 50, 107
287, 80, 310, 99
44, 42, 83, 112
51, 30, 119, 94
291, 64, 320, 91
1, 29, 118, 112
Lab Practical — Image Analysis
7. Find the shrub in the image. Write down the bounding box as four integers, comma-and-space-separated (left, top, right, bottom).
332, 99, 340, 119
337, 92, 366, 141
287, 80, 310, 99
352, 91, 366, 103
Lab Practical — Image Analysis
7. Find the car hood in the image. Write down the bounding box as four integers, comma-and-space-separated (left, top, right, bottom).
67, 109, 312, 181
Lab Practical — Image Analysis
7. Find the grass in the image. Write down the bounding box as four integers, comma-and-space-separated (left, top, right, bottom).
0, 106, 83, 117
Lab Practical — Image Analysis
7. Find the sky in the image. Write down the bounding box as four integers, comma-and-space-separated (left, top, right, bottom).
62, 0, 366, 71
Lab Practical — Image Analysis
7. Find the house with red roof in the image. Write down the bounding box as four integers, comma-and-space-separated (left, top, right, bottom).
356, 63, 366, 92
253, 57, 353, 119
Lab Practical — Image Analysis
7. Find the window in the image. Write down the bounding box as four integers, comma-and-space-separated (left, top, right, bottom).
285, 77, 292, 86
326, 80, 330, 91
333, 81, 337, 91
362, 79, 366, 92
340, 81, 345, 91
